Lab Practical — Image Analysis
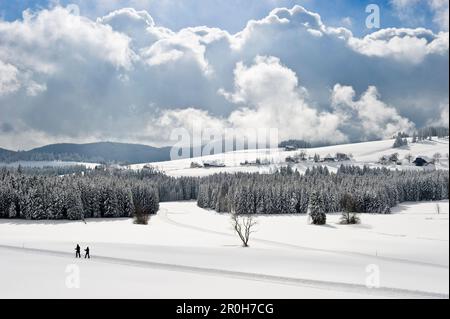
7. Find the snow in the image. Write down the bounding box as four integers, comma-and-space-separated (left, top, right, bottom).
0, 200, 448, 298
130, 137, 449, 177
1, 138, 447, 177
0, 248, 372, 299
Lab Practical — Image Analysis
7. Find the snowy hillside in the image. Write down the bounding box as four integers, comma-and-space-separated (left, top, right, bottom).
131, 138, 449, 177
0, 138, 448, 299
0, 200, 448, 298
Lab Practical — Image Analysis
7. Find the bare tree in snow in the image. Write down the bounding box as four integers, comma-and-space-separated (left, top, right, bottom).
405, 153, 413, 164
231, 212, 257, 247
433, 152, 442, 164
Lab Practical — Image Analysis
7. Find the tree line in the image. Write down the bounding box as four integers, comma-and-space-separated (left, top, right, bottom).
413, 126, 449, 141
0, 165, 447, 220
197, 165, 448, 215
0, 166, 198, 220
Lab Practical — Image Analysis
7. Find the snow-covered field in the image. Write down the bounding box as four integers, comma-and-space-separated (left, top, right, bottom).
1, 138, 447, 177
131, 138, 449, 177
0, 138, 448, 298
0, 200, 448, 299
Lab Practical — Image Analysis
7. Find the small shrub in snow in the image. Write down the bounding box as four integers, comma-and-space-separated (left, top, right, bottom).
339, 193, 361, 225
340, 212, 360, 225
133, 206, 150, 225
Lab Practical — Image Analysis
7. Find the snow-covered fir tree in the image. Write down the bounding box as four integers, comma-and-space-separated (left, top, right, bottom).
308, 189, 327, 225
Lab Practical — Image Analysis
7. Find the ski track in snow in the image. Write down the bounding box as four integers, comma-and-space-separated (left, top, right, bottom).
0, 244, 447, 299
158, 208, 449, 270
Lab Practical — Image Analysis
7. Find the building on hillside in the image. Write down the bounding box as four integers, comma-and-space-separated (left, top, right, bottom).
321, 154, 336, 162
413, 156, 432, 167
203, 160, 226, 168
335, 153, 351, 161
284, 145, 297, 151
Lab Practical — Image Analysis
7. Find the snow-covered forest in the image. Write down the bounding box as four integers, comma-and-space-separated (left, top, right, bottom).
197, 166, 448, 215
0, 167, 166, 220
0, 164, 447, 220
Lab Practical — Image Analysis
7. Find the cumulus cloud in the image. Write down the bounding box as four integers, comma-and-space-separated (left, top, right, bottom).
149, 56, 343, 144
348, 28, 448, 64
155, 56, 413, 144
0, 60, 47, 97
331, 84, 415, 139
230, 5, 447, 64
0, 60, 20, 96
222, 56, 345, 143
438, 104, 450, 126
98, 7, 155, 28
96, 7, 160, 49
0, 8, 134, 72
427, 103, 450, 127
0, 5, 448, 149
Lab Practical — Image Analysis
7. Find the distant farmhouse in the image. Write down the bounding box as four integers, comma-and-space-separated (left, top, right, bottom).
284, 145, 297, 152
240, 158, 270, 166
279, 139, 312, 152
203, 160, 226, 168
285, 152, 351, 164
413, 156, 433, 167
320, 154, 336, 163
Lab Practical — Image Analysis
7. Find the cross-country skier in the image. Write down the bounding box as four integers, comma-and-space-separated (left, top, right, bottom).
75, 244, 81, 258
84, 246, 90, 259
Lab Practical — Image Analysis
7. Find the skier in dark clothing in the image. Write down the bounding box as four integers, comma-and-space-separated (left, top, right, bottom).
75, 244, 81, 258
84, 246, 90, 259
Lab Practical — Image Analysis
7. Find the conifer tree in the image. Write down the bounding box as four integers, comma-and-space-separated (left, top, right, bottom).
309, 190, 326, 225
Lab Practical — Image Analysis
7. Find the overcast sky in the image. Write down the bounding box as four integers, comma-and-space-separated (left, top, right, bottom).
0, 0, 448, 150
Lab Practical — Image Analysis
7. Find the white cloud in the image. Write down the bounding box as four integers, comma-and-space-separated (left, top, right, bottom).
391, 0, 424, 26
391, 0, 449, 31
348, 28, 448, 64
438, 104, 449, 126
138, 27, 217, 73
231, 5, 326, 50
391, 0, 421, 6
341, 17, 352, 28
0, 60, 47, 97
428, 0, 449, 31
223, 56, 345, 143
26, 81, 47, 97
0, 60, 20, 96
96, 7, 159, 49
156, 57, 414, 144
97, 7, 155, 28
0, 5, 447, 148
331, 84, 415, 139
427, 102, 450, 127
0, 7, 135, 73
156, 107, 227, 135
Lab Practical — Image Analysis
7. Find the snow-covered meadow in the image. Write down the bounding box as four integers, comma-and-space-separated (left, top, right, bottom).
131, 138, 449, 177
0, 138, 448, 298
0, 200, 448, 298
